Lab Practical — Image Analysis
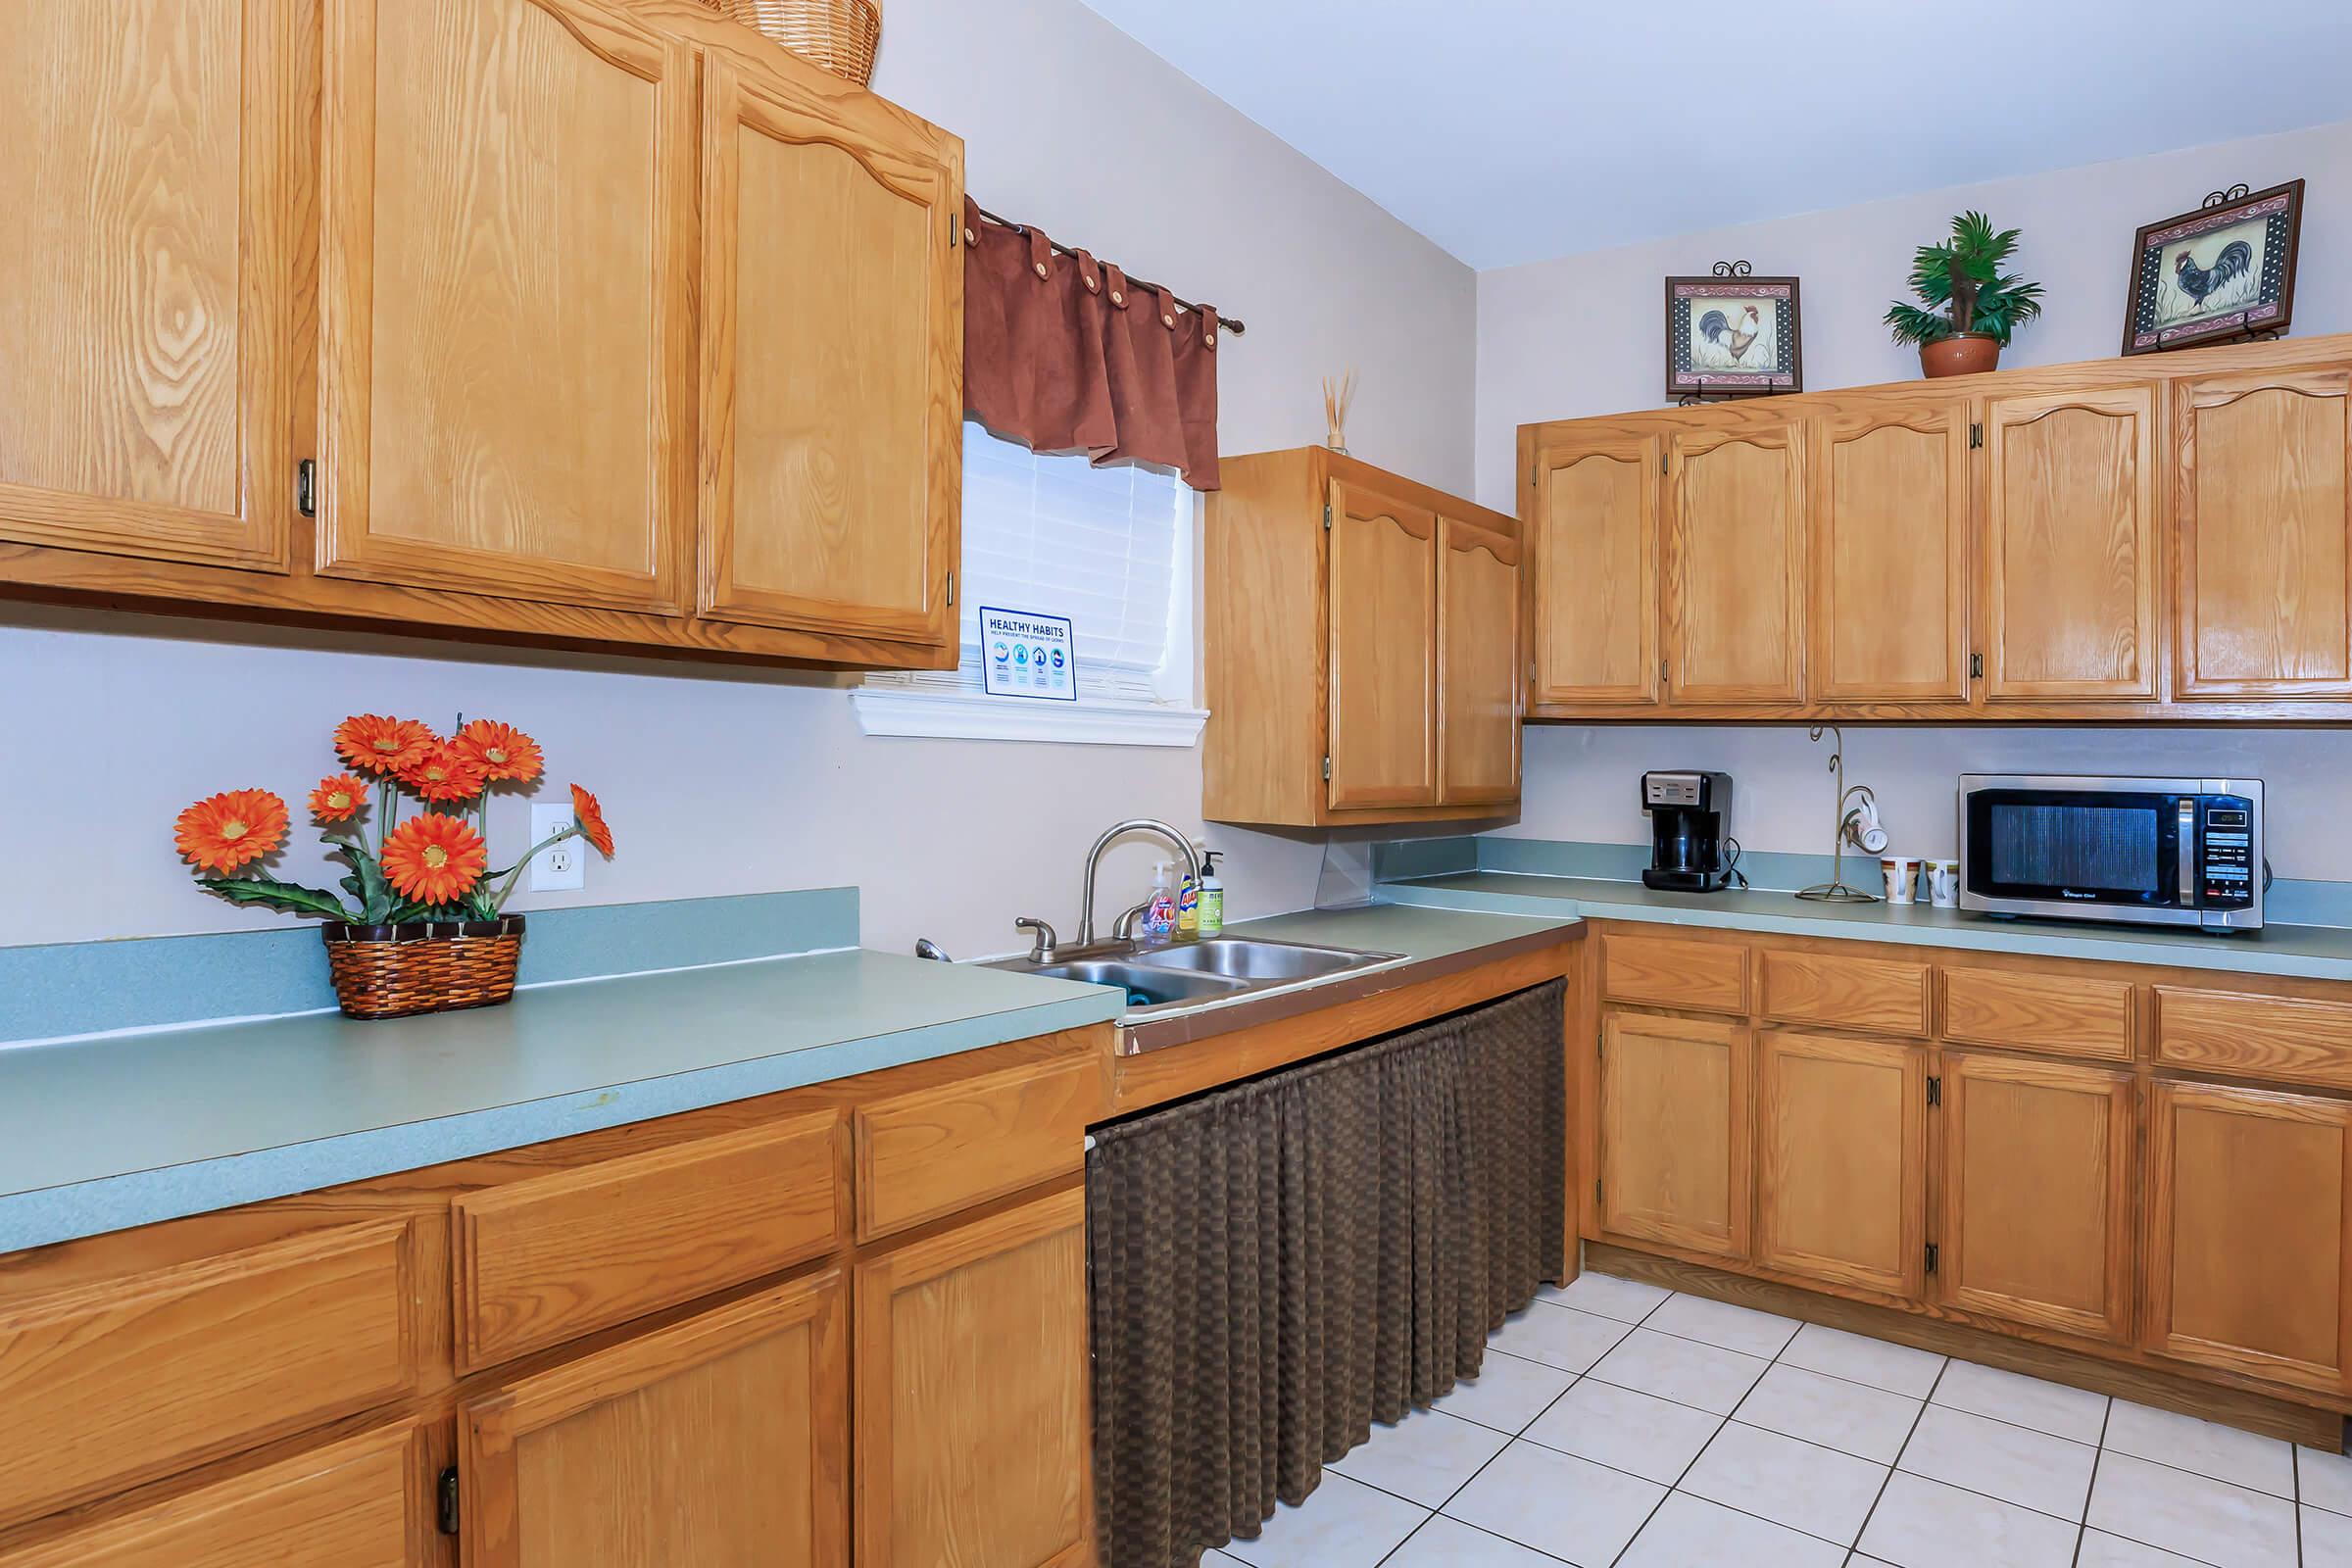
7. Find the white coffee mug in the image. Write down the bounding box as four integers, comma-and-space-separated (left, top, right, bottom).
1881, 856, 1921, 904
1926, 858, 1961, 908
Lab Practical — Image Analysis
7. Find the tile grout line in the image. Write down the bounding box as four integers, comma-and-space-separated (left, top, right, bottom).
1850, 1346, 1951, 1562
2072, 1392, 2115, 1568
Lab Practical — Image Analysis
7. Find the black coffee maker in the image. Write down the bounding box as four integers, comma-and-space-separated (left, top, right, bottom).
1641, 770, 1736, 892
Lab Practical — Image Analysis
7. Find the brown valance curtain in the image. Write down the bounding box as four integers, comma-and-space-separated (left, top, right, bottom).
1087, 982, 1567, 1568
962, 197, 1222, 490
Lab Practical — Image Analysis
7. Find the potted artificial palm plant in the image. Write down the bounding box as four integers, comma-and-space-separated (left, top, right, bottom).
1885, 211, 2046, 377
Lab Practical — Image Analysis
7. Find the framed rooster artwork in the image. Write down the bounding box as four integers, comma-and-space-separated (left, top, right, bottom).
1665, 267, 1803, 401
2122, 179, 2304, 354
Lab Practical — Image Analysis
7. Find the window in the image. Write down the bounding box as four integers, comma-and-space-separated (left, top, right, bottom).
854, 423, 1205, 745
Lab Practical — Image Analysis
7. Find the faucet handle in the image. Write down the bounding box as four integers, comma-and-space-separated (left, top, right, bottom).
1110, 901, 1152, 943
1012, 916, 1058, 963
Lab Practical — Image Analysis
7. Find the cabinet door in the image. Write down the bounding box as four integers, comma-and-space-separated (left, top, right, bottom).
699, 52, 962, 646
1755, 1030, 1924, 1298
856, 1187, 1090, 1568
2145, 1080, 2352, 1395
459, 1273, 848, 1567
1530, 433, 1660, 706
0, 0, 299, 572
317, 0, 696, 614
1937, 1053, 2133, 1343
0, 1425, 429, 1568
1598, 1011, 1753, 1260
1327, 479, 1439, 809
2176, 365, 2352, 699
1811, 399, 1972, 702
1663, 425, 1806, 704
1982, 385, 2159, 700
1438, 513, 1521, 806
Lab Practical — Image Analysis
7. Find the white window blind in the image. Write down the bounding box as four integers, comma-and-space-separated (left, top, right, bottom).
854, 423, 1203, 744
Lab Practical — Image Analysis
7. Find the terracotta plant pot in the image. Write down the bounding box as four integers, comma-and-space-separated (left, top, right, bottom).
321, 915, 525, 1020
1920, 333, 2002, 378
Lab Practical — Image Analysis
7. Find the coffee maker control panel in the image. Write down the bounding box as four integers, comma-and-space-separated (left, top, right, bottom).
1643, 772, 1711, 808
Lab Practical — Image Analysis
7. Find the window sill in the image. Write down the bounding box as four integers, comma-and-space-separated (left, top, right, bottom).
850, 686, 1208, 747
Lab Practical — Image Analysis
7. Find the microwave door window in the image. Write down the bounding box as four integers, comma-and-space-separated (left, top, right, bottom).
1989, 805, 2160, 894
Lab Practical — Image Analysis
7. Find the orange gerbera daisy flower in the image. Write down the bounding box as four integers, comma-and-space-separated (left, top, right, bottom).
454, 719, 544, 784
334, 714, 436, 777
398, 741, 487, 805
309, 773, 368, 823
378, 812, 488, 906
570, 784, 615, 858
174, 789, 289, 874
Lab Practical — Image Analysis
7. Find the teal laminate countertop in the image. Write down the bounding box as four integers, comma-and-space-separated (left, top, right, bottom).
0, 951, 1124, 1256
1379, 870, 2352, 981
1227, 903, 1583, 962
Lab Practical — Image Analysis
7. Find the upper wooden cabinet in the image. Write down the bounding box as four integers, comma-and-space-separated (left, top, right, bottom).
697, 49, 962, 645
1810, 396, 1971, 702
2175, 363, 2352, 699
0, 0, 300, 573
1204, 448, 1521, 827
0, 0, 964, 671
1981, 384, 2160, 701
1520, 333, 2352, 721
1663, 423, 1806, 704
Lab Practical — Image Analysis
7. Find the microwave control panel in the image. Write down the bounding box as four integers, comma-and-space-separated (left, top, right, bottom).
2196, 799, 2256, 907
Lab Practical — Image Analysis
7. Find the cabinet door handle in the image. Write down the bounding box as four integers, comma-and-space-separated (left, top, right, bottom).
1969, 652, 1983, 679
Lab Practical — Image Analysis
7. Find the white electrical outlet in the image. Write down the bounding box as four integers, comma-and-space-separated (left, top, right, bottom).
530, 803, 584, 891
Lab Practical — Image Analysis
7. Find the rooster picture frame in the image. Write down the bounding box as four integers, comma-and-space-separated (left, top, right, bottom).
2122, 179, 2304, 355
1665, 268, 1802, 400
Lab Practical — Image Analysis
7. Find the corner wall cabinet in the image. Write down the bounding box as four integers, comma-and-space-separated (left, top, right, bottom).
1521, 333, 2352, 720
0, 0, 964, 671
1582, 923, 2352, 1440
1204, 448, 1523, 826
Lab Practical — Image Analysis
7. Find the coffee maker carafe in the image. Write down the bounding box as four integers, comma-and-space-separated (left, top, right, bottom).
1642, 770, 1736, 892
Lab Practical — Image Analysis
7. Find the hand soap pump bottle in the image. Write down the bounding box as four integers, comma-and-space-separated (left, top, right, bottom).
1197, 851, 1225, 937
1141, 860, 1179, 945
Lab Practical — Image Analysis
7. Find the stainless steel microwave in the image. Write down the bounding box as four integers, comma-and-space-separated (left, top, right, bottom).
1958, 775, 2263, 932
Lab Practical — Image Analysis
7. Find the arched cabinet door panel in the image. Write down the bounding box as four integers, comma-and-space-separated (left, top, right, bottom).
1810, 398, 1972, 703
1326, 479, 1439, 810
1529, 433, 1660, 707
1663, 424, 1806, 705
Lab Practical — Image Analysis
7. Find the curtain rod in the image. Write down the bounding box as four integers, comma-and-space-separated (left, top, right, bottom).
971, 205, 1247, 337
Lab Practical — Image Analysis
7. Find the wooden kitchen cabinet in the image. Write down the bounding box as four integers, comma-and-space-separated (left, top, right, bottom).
1936, 1052, 2134, 1344
2174, 364, 2352, 699
856, 1187, 1091, 1568
2145, 1079, 2352, 1395
1809, 396, 1972, 703
1980, 384, 2161, 701
316, 0, 700, 615
0, 0, 301, 573
697, 46, 962, 647
1204, 448, 1521, 826
1597, 1010, 1752, 1261
1527, 428, 1661, 707
1663, 423, 1806, 704
459, 1272, 850, 1566
1753, 1029, 1924, 1298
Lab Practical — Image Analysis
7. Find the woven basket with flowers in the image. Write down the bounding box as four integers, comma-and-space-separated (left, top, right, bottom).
173, 715, 616, 1020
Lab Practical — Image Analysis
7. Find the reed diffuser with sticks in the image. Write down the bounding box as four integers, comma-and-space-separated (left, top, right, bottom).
1322, 370, 1356, 455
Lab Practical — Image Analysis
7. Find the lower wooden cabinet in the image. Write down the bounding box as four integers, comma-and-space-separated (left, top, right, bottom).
1598, 1010, 1752, 1261
2145, 1080, 2352, 1395
458, 1272, 850, 1566
1936, 1052, 2134, 1344
855, 1187, 1092, 1568
1754, 1030, 1924, 1298
0, 1424, 430, 1568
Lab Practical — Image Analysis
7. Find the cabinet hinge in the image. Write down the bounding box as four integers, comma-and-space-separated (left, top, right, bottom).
1594, 1178, 1603, 1207
1925, 1242, 1939, 1275
946, 569, 956, 607
1323, 503, 1333, 531
1969, 652, 1984, 680
1322, 755, 1333, 781
1969, 422, 1984, 450
296, 459, 317, 518
1660, 453, 1669, 474
1927, 1075, 1942, 1107
436, 1467, 460, 1537
948, 220, 958, 248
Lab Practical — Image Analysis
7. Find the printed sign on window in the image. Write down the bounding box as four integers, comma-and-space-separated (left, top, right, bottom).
979, 608, 1078, 702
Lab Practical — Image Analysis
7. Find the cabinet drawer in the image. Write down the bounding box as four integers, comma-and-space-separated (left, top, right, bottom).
1602, 933, 1748, 1014
857, 1054, 1099, 1241
2156, 989, 2352, 1089
0, 1220, 421, 1530
1945, 966, 2134, 1061
453, 1112, 844, 1371
1761, 950, 1930, 1037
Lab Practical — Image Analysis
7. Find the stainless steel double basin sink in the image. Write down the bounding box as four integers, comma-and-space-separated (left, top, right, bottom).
984, 935, 1406, 1054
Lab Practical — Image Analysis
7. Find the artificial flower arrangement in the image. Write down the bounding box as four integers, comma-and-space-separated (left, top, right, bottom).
173, 714, 615, 1018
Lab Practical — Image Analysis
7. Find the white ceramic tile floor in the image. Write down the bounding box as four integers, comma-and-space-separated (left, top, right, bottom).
1207, 1276, 2352, 1566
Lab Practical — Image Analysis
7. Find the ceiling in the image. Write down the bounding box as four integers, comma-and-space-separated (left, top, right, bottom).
1075, 0, 2352, 270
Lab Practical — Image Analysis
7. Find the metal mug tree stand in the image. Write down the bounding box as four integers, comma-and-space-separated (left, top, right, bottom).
1795, 724, 1883, 904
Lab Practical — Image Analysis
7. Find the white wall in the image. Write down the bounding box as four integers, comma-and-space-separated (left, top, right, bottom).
0, 0, 1476, 956
1481, 119, 2352, 880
